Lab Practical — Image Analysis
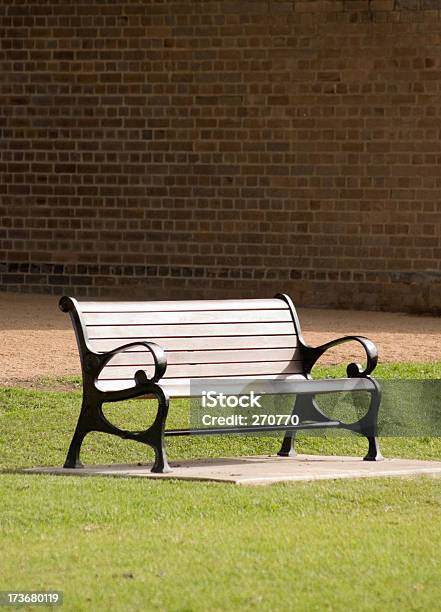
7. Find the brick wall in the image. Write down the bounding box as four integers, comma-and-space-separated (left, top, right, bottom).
1, 0, 441, 312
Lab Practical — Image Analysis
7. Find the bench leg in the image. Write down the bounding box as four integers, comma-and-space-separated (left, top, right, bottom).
364, 436, 383, 461
277, 394, 331, 457
278, 431, 297, 457
125, 388, 171, 473
362, 382, 383, 461
277, 395, 302, 457
144, 389, 171, 473
64, 396, 124, 468
64, 399, 92, 468
65, 389, 171, 472
97, 388, 171, 473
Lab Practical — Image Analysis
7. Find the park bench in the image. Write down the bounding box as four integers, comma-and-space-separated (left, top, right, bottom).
60, 293, 382, 473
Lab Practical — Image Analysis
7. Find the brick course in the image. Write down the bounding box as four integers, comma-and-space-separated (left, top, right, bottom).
1, 0, 441, 312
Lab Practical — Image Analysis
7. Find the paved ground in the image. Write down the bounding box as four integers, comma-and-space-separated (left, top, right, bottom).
24, 454, 441, 486
1, 291, 440, 386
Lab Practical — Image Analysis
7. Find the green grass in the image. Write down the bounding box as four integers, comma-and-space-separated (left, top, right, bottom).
2, 475, 441, 611
1, 362, 441, 611
314, 361, 441, 380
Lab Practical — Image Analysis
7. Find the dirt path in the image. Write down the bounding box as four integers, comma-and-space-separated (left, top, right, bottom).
0, 292, 440, 387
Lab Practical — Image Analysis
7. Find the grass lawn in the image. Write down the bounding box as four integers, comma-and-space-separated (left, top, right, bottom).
1, 363, 441, 611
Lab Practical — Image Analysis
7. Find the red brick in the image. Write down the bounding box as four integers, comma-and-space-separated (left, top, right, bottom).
0, 0, 440, 313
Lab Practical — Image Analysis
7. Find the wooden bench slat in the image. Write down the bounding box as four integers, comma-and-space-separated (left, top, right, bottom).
83, 309, 290, 326
103, 347, 300, 366
96, 375, 375, 398
80, 298, 286, 313
87, 322, 295, 340
90, 335, 298, 353
99, 360, 303, 380
96, 373, 308, 396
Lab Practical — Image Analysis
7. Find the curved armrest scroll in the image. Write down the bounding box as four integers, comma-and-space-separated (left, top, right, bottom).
302, 335, 378, 378
92, 341, 167, 384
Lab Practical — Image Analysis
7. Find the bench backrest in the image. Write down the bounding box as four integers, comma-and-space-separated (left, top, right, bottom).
62, 295, 305, 397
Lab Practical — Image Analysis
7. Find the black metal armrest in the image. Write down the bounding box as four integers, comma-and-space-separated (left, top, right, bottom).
302, 335, 378, 378
84, 341, 167, 385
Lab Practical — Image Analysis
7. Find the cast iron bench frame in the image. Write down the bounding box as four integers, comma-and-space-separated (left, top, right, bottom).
60, 293, 382, 473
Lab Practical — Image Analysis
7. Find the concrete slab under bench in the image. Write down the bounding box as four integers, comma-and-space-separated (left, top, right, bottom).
22, 454, 441, 486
